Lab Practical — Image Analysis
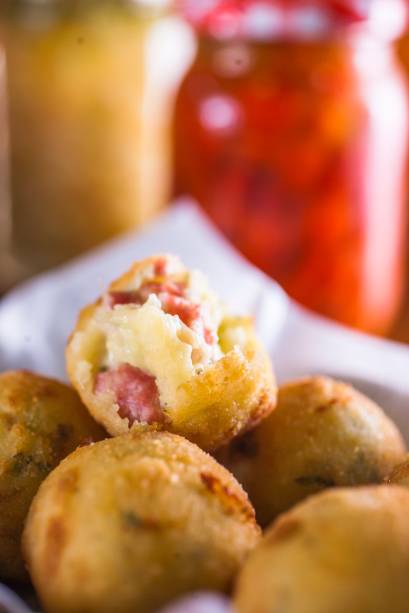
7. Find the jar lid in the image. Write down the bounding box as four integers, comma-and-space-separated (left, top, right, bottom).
180, 0, 408, 40
1, 0, 170, 16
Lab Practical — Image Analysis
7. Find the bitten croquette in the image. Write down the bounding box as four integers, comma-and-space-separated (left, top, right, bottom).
66, 254, 276, 450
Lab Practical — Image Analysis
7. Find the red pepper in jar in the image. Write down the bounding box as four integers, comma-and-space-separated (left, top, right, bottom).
173, 0, 409, 334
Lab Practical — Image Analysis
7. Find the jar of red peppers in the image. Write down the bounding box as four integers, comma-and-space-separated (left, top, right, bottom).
173, 0, 409, 335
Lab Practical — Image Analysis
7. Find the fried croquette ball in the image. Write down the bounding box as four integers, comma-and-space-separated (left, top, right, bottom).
234, 486, 409, 613
23, 431, 261, 613
388, 455, 409, 487
0, 370, 105, 582
66, 254, 276, 450
217, 376, 406, 525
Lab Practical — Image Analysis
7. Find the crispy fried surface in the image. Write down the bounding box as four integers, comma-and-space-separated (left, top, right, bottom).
0, 370, 105, 581
234, 486, 409, 613
66, 255, 276, 450
23, 431, 260, 613
388, 455, 409, 487
217, 377, 406, 525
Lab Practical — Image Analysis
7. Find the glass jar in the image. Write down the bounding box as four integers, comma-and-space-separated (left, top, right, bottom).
173, 0, 409, 335
0, 44, 13, 293
0, 45, 8, 242
0, 0, 185, 279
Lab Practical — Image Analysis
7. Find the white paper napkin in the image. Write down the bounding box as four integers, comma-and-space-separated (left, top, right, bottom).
0, 200, 408, 440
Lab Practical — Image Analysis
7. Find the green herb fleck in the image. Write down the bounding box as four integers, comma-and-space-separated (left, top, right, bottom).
295, 475, 335, 488
122, 511, 142, 529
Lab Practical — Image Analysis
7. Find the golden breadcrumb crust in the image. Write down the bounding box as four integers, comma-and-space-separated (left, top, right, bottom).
23, 431, 260, 613
234, 486, 409, 613
388, 454, 409, 487
0, 370, 105, 582
217, 376, 406, 525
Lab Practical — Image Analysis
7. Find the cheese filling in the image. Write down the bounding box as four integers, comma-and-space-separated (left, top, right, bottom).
94, 257, 224, 423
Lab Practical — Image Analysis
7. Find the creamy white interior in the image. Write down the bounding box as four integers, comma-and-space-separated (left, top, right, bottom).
96, 260, 225, 409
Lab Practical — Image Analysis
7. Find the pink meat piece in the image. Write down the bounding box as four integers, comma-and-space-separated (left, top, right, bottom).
104, 291, 143, 308
154, 257, 168, 276
105, 281, 184, 309
95, 363, 163, 425
105, 279, 216, 344
160, 294, 201, 329
105, 281, 202, 328
138, 281, 185, 304
204, 327, 216, 345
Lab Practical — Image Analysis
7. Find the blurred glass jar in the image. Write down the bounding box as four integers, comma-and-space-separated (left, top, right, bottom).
0, 0, 191, 281
174, 0, 409, 335
0, 46, 8, 242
